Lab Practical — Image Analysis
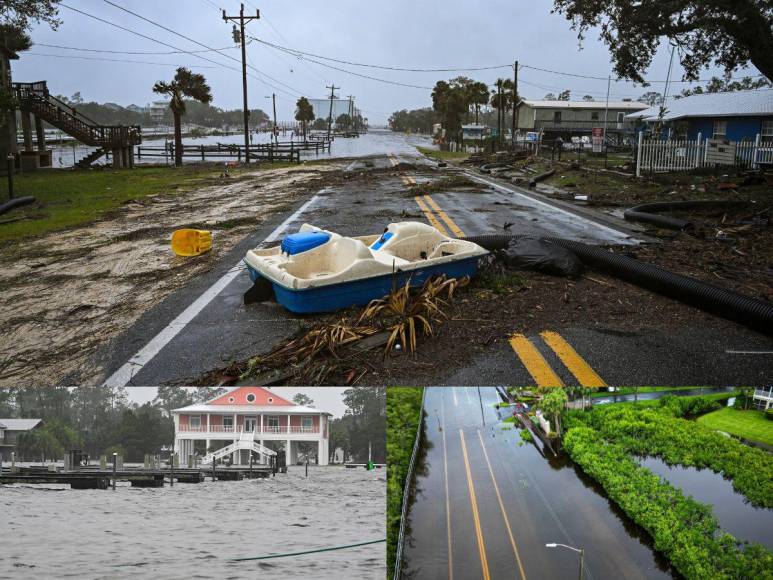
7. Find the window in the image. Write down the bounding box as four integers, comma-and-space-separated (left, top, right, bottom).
591, 112, 599, 121
267, 397, 274, 404
617, 112, 625, 124
189, 416, 201, 429
553, 111, 562, 124
267, 416, 280, 427
762, 119, 773, 138
301, 416, 313, 430
713, 119, 727, 138
222, 416, 233, 428
246, 393, 256, 403
228, 396, 235, 403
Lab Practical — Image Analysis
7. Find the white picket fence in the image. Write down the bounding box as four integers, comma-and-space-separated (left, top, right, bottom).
636, 133, 773, 177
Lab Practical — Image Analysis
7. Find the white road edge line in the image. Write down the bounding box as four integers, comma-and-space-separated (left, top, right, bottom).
103, 190, 325, 387
466, 172, 638, 244
725, 350, 773, 354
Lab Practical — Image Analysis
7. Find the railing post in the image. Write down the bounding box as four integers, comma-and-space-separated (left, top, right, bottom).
635, 131, 643, 178
753, 133, 761, 169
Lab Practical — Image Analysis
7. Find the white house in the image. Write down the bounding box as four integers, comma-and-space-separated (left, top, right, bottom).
171, 387, 331, 466
752, 388, 773, 411
0, 418, 43, 459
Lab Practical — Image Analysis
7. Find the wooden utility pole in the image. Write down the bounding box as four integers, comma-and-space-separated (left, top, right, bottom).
347, 94, 354, 132
223, 4, 260, 163
326, 84, 339, 140
512, 60, 518, 145
272, 92, 277, 144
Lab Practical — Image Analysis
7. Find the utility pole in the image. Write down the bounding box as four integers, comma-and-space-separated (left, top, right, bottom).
512, 60, 518, 146
326, 84, 339, 140
223, 3, 259, 164
347, 94, 354, 133
272, 92, 277, 145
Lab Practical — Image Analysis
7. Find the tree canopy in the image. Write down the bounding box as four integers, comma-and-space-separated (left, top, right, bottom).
677, 75, 772, 98
153, 67, 213, 116
0, 0, 61, 32
552, 0, 773, 82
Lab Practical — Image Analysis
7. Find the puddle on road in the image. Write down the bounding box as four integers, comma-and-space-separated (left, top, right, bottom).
640, 456, 773, 549
0, 164, 344, 386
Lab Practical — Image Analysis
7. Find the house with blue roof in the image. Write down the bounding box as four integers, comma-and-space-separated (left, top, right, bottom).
626, 89, 773, 142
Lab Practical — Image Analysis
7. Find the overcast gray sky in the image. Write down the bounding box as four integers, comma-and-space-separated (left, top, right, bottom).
126, 387, 352, 418
16, 1, 755, 124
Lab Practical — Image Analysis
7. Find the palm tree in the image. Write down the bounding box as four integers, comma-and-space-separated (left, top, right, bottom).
469, 81, 489, 125
153, 67, 212, 167
490, 78, 514, 146
294, 96, 314, 139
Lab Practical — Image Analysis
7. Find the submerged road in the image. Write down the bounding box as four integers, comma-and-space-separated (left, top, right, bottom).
401, 387, 672, 579
98, 134, 773, 385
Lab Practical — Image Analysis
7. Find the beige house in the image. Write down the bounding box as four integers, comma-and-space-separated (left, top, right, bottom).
515, 99, 648, 142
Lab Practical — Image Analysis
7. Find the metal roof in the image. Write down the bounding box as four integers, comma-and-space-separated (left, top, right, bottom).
0, 419, 43, 431
626, 89, 773, 121
520, 99, 648, 110
170, 404, 331, 415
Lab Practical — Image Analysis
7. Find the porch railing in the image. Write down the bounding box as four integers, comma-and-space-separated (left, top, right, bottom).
179, 425, 319, 434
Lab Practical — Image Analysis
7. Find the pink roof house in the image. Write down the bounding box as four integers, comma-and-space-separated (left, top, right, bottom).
171, 387, 331, 466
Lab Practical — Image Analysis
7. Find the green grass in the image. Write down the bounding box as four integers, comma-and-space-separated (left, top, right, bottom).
386, 387, 424, 578
416, 146, 469, 162
697, 407, 773, 446
0, 164, 271, 243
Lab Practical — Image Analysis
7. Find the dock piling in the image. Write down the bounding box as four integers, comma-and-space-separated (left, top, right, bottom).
170, 454, 174, 487
112, 453, 117, 490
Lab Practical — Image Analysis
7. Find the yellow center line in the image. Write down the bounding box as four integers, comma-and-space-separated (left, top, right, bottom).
423, 195, 466, 238
442, 394, 453, 580
460, 429, 491, 580
415, 196, 450, 236
477, 429, 528, 580
540, 331, 607, 387
509, 334, 564, 387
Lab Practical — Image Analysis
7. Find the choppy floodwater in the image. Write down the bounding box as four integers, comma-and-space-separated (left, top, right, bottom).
48, 130, 432, 168
640, 457, 773, 550
1, 466, 385, 580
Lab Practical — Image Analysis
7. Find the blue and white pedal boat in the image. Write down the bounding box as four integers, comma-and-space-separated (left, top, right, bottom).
243, 221, 488, 313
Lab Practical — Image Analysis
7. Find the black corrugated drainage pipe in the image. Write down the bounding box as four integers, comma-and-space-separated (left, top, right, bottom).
623, 200, 752, 230
480, 162, 512, 174
463, 233, 773, 335
0, 196, 36, 215
528, 168, 556, 188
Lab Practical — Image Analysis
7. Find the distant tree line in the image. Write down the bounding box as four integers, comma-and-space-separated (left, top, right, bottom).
45, 92, 270, 129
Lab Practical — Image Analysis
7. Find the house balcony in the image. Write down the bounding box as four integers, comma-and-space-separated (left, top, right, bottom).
177, 425, 321, 440
753, 388, 773, 401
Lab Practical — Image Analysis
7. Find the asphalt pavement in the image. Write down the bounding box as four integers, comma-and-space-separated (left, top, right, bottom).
97, 134, 773, 385
400, 387, 673, 579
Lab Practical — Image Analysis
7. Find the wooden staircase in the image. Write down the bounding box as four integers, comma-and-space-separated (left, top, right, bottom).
13, 81, 142, 167
75, 148, 107, 168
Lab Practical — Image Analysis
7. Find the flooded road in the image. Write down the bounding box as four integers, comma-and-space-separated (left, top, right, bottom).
640, 457, 773, 550
1, 465, 384, 579
401, 387, 672, 579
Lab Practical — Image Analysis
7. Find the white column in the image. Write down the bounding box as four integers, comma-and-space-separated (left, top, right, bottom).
206, 413, 210, 434
205, 438, 210, 456
286, 439, 292, 465
260, 439, 265, 464
260, 413, 263, 434
287, 415, 291, 434
233, 439, 238, 464
318, 438, 328, 466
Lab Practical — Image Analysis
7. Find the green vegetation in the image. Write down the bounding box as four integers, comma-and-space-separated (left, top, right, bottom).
519, 428, 533, 442
416, 146, 469, 162
562, 392, 773, 578
564, 426, 773, 579
698, 407, 773, 446
0, 165, 262, 243
569, 394, 773, 507
590, 386, 698, 398
386, 387, 424, 578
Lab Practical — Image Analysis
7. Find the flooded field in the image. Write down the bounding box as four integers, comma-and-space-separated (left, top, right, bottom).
1, 465, 385, 579
640, 457, 773, 550
49, 130, 433, 168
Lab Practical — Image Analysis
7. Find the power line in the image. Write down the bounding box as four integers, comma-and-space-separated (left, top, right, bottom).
97, 0, 302, 98
35, 42, 239, 56
23, 52, 221, 68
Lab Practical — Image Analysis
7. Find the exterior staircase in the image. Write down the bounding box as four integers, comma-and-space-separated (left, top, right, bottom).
75, 148, 106, 168
200, 431, 277, 465
13, 81, 141, 167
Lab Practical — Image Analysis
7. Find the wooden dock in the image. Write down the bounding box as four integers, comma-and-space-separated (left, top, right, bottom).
136, 138, 332, 164
0, 464, 276, 489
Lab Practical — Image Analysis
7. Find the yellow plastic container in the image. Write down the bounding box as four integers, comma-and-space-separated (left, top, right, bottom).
171, 229, 212, 257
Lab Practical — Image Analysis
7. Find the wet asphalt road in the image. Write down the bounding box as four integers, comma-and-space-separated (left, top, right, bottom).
400, 387, 672, 579
97, 133, 773, 385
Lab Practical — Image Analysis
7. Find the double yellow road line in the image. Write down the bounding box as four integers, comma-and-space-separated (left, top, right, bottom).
509, 330, 606, 387
400, 173, 466, 238
458, 426, 527, 580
